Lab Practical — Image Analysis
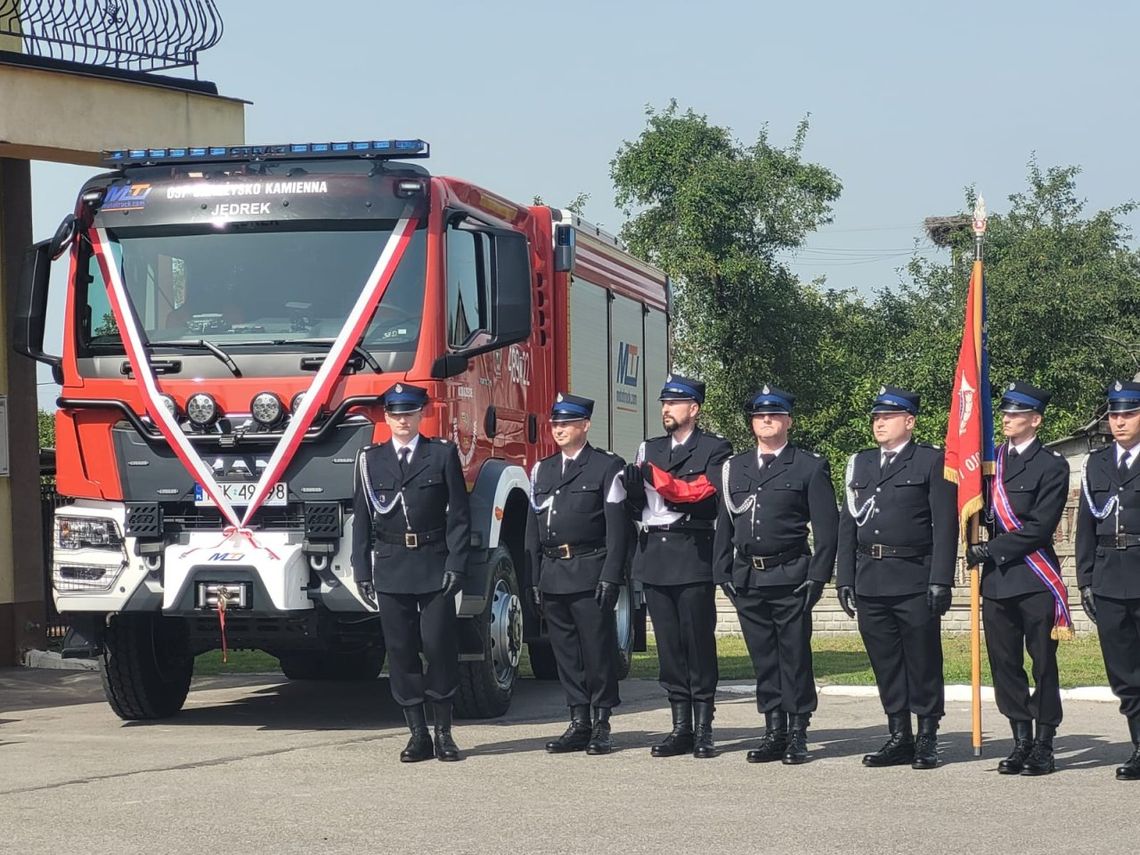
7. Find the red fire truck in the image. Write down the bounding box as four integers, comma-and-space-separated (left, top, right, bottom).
15, 139, 670, 719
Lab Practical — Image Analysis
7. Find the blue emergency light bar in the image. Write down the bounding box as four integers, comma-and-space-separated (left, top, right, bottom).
101, 138, 430, 167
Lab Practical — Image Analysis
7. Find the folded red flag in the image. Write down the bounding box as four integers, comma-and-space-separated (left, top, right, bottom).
645, 462, 717, 505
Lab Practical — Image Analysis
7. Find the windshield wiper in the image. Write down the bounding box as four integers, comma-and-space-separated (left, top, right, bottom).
287, 339, 383, 373
148, 340, 242, 377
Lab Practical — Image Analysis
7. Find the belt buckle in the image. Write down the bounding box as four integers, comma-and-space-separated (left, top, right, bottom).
1116, 535, 1128, 551
870, 543, 883, 559
558, 544, 572, 559
751, 556, 767, 571
405, 532, 419, 549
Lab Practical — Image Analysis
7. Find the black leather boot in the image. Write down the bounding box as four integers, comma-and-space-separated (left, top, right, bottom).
432, 701, 460, 762
862, 713, 915, 767
1116, 716, 1140, 781
586, 707, 614, 756
651, 701, 694, 757
782, 713, 811, 765
911, 716, 940, 769
546, 704, 592, 754
746, 710, 788, 764
692, 701, 716, 759
399, 704, 434, 763
1021, 723, 1055, 776
998, 720, 1034, 775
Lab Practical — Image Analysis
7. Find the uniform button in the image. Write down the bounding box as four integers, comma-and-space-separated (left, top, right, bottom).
552, 510, 557, 515
555, 490, 560, 495
661, 537, 667, 542
873, 529, 880, 535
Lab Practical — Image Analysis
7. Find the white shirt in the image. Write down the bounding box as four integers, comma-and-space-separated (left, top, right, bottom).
561, 445, 585, 473
879, 439, 910, 468
1117, 443, 1139, 470
670, 428, 695, 450
1009, 436, 1036, 456
757, 444, 787, 468
391, 434, 421, 463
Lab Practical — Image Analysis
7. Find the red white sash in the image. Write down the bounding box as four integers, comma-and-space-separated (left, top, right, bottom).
89, 216, 418, 551
992, 444, 1074, 640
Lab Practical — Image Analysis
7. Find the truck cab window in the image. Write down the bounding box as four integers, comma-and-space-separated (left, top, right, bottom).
446, 224, 491, 347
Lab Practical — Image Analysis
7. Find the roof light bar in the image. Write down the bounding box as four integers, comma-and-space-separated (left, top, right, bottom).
102, 139, 430, 167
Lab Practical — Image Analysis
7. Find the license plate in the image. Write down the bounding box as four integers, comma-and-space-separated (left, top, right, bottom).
195, 481, 288, 507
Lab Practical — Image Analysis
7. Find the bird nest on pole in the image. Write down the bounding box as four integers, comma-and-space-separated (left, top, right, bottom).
923, 215, 972, 248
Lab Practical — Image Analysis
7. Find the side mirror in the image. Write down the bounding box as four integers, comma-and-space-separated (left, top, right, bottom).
13, 239, 63, 383
553, 224, 575, 272
490, 231, 531, 347
430, 353, 469, 379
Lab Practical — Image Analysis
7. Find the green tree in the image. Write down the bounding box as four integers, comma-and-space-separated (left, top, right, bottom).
611, 102, 842, 449
38, 409, 55, 449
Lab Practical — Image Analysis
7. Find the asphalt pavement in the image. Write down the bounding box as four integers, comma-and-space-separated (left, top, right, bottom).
1, 668, 1135, 855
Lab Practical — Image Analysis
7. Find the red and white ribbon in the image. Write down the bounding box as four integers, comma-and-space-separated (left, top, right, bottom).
90, 215, 418, 549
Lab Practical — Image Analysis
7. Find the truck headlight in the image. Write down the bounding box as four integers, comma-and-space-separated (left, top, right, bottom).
56, 516, 124, 550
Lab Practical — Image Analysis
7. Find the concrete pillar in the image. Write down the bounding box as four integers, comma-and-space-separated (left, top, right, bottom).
0, 157, 45, 664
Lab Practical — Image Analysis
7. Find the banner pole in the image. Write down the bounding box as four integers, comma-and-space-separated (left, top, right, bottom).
969, 514, 983, 757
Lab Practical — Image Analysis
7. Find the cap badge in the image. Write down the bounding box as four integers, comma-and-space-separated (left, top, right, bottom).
556, 393, 564, 402
878, 385, 886, 395
666, 374, 673, 383
395, 384, 403, 393
1115, 381, 1124, 391
762, 385, 770, 395
1007, 382, 1016, 391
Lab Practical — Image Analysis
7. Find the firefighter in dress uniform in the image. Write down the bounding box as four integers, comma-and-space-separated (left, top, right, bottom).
622, 375, 732, 758
1076, 379, 1140, 780
351, 382, 471, 763
966, 381, 1071, 776
836, 386, 956, 770
713, 386, 838, 765
525, 393, 628, 755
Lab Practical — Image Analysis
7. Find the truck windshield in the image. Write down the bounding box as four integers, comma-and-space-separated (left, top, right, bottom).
80, 222, 427, 363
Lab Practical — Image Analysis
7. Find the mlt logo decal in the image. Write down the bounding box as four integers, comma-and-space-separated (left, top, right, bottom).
102, 183, 153, 212
615, 342, 639, 408
209, 552, 245, 562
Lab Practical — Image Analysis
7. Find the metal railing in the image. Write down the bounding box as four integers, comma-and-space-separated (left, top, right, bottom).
0, 0, 222, 76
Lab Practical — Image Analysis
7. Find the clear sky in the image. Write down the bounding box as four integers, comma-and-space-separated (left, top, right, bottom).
27, 0, 1140, 404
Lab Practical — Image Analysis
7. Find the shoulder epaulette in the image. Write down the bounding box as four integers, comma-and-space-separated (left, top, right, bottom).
1051, 449, 1063, 458
601, 449, 615, 455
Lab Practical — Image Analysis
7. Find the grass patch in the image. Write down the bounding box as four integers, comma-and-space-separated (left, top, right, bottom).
195, 634, 1108, 688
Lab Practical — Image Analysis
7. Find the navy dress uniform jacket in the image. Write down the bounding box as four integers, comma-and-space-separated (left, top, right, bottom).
351, 437, 471, 595
1077, 446, 1140, 598
712, 445, 839, 589
525, 444, 629, 595
982, 440, 1070, 599
630, 428, 733, 586
836, 442, 957, 596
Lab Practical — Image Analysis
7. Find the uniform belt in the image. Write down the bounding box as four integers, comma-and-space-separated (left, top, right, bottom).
375, 527, 446, 549
746, 544, 806, 571
542, 540, 606, 559
1098, 534, 1140, 550
858, 543, 932, 559
642, 520, 715, 534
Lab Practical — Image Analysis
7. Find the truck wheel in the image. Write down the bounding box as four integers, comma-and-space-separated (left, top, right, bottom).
527, 639, 560, 680
455, 546, 522, 718
615, 583, 635, 680
100, 614, 193, 720
279, 647, 385, 681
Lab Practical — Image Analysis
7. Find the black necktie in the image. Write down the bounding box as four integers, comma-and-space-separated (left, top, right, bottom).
399, 446, 410, 475
1008, 447, 1019, 459
670, 444, 682, 462
1121, 453, 1133, 482
760, 453, 776, 468
881, 450, 897, 471
562, 457, 572, 476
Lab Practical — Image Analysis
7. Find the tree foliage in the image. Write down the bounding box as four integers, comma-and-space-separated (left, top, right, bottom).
611, 102, 842, 448
611, 104, 1140, 481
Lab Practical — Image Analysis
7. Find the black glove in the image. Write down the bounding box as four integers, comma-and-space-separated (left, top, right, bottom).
837, 585, 857, 619
927, 584, 952, 617
966, 542, 991, 568
720, 581, 738, 601
441, 571, 463, 597
530, 587, 544, 616
595, 580, 620, 611
622, 462, 647, 502
1080, 586, 1097, 625
793, 579, 825, 614
357, 580, 377, 605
